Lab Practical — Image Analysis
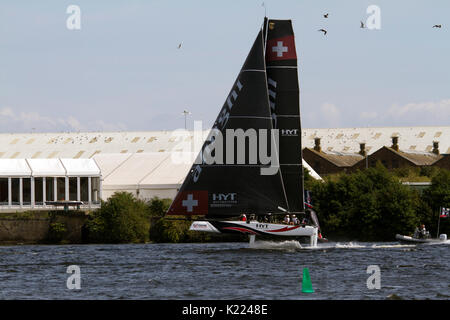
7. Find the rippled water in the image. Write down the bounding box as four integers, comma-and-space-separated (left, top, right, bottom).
0, 240, 449, 300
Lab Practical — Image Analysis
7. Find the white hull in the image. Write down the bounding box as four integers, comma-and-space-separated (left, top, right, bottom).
190, 220, 318, 246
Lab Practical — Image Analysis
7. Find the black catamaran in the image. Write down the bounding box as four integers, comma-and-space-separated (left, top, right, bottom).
167, 18, 320, 246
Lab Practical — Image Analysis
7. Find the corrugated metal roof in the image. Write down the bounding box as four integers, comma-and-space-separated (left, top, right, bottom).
391, 148, 443, 166
0, 127, 447, 195
0, 127, 446, 160
305, 148, 364, 167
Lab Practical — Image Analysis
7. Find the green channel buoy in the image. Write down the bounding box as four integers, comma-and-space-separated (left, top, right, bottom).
302, 268, 314, 293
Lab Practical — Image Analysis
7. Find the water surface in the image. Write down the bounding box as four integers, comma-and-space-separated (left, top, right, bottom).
0, 241, 449, 300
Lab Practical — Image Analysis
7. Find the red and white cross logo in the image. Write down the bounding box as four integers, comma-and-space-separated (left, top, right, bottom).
182, 194, 198, 212
272, 41, 288, 57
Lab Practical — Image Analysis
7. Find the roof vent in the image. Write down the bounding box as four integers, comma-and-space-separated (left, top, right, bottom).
314, 138, 321, 152
432, 141, 440, 155
359, 143, 367, 157
391, 136, 399, 152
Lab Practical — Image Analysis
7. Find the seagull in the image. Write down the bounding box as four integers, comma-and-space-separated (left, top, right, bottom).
360, 21, 365, 28
432, 24, 442, 28
318, 28, 327, 35
177, 42, 182, 49
323, 13, 329, 18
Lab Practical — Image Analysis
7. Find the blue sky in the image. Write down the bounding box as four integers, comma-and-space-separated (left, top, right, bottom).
0, 0, 449, 133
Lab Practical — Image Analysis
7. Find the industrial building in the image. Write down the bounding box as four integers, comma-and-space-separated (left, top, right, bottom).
0, 126, 448, 209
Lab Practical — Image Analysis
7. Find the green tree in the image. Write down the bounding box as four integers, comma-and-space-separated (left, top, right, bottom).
309, 163, 420, 241
85, 192, 151, 243
420, 169, 450, 235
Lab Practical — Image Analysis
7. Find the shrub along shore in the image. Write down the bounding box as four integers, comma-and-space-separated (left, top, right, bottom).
81, 164, 449, 244
1, 165, 448, 244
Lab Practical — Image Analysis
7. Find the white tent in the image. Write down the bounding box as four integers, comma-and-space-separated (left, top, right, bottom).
0, 159, 31, 177
61, 158, 101, 177
93, 153, 133, 178
27, 159, 66, 177
0, 158, 101, 211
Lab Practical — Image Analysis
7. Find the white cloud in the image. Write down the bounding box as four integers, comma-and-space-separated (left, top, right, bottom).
360, 111, 378, 119
386, 99, 450, 126
319, 102, 342, 128
0, 107, 126, 133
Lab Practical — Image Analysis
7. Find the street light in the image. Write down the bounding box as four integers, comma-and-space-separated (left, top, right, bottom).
182, 110, 191, 130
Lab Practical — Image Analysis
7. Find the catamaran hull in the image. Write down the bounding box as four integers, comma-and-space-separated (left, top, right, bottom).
190, 221, 318, 246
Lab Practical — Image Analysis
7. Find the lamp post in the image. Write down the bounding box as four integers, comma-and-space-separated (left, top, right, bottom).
182, 110, 191, 130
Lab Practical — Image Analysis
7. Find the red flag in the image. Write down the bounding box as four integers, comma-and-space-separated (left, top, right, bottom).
167, 191, 208, 215
266, 35, 297, 61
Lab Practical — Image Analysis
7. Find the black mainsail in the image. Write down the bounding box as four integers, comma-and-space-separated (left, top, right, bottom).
168, 19, 303, 218
263, 18, 304, 213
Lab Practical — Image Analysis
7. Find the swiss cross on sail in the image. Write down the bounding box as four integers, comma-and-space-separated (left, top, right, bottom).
266, 35, 297, 61
169, 191, 208, 215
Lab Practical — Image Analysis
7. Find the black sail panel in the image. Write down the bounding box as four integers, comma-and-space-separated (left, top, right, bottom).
167, 30, 288, 217
263, 19, 305, 213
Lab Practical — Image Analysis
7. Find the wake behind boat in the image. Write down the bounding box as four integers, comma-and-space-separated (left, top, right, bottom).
166, 18, 322, 247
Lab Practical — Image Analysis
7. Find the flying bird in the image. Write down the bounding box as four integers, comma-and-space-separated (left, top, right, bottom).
432, 24, 442, 28
323, 13, 329, 18
177, 42, 182, 49
318, 28, 327, 35
360, 21, 365, 28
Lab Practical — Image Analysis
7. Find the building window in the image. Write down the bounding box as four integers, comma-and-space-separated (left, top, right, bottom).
11, 178, 20, 205
35, 177, 44, 205
57, 177, 65, 201
91, 177, 100, 204
69, 177, 77, 201
80, 177, 89, 202
46, 177, 55, 202
0, 178, 8, 205
23, 178, 31, 205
